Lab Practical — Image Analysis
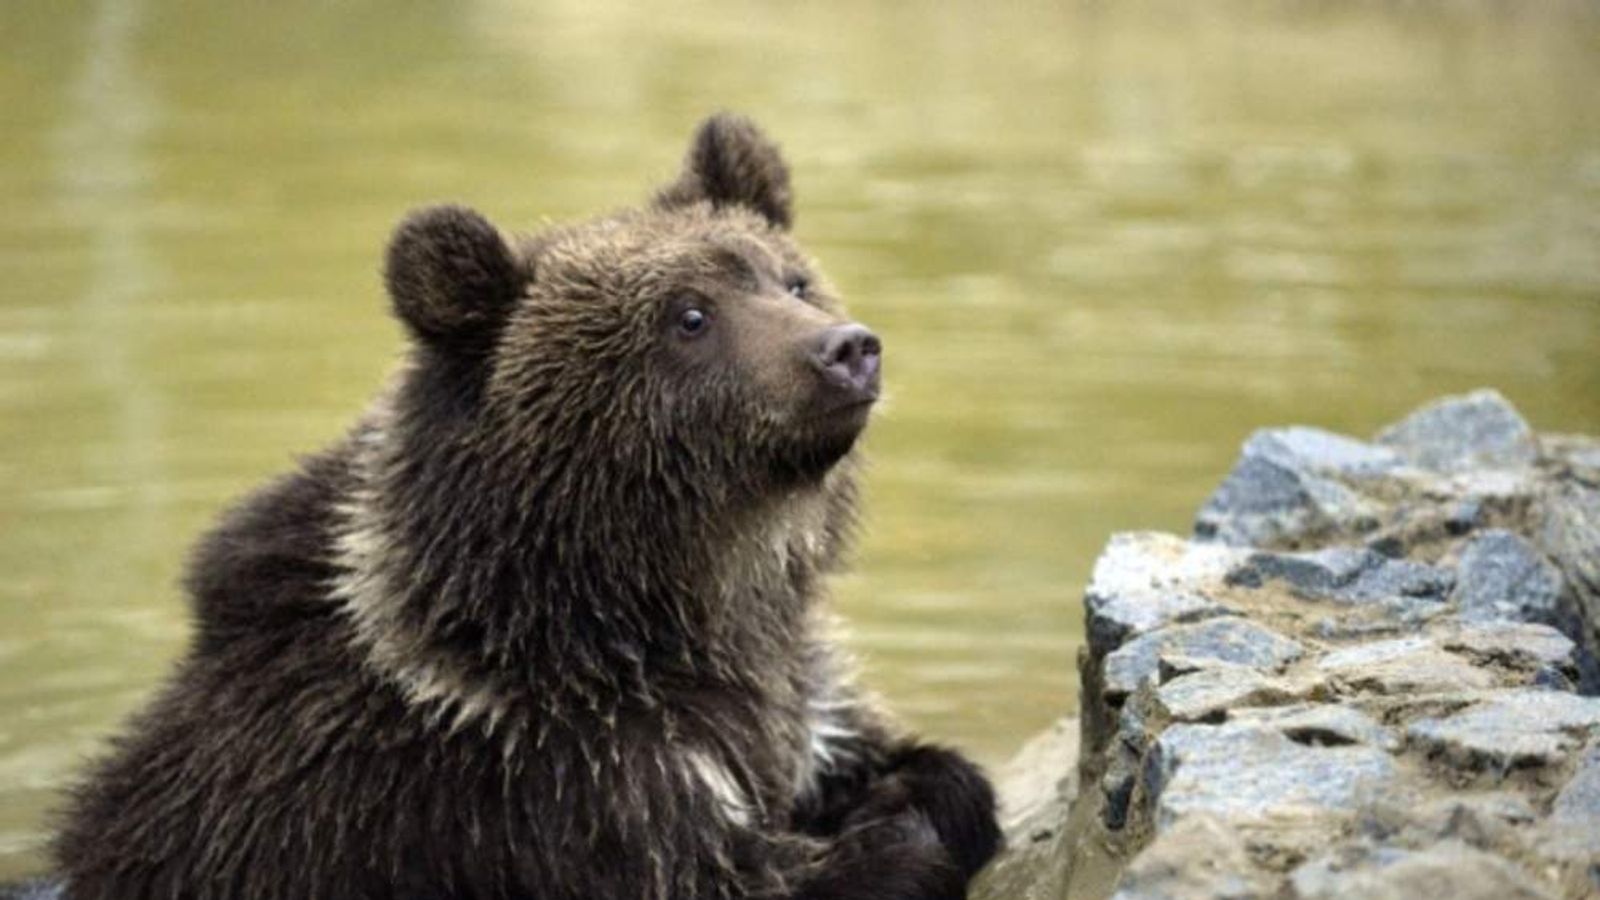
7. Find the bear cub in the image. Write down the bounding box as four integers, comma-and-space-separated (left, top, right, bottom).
50, 114, 1000, 900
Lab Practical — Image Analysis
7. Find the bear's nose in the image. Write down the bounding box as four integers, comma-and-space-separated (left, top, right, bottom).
809, 323, 882, 401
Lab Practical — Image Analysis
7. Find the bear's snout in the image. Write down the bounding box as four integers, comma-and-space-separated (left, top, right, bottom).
808, 323, 882, 407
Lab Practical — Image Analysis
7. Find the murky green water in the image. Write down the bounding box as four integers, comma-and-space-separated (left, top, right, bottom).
3, 0, 1599, 878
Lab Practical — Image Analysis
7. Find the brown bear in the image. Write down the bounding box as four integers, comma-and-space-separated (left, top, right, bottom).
44, 114, 999, 900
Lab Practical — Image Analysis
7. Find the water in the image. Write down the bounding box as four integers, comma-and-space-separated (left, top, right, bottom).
2, 0, 1598, 878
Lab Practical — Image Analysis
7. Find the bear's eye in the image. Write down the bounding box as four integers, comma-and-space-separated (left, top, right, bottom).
786, 277, 809, 299
678, 307, 709, 337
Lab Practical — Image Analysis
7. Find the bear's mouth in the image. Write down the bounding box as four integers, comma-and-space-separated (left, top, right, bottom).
768, 396, 874, 485
809, 393, 877, 430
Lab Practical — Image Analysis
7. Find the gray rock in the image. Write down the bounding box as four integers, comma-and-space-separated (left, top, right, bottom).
1110, 815, 1272, 900
1536, 738, 1600, 864
1356, 792, 1539, 852
1101, 760, 1141, 831
1317, 637, 1495, 694
1317, 636, 1433, 668
1145, 723, 1399, 826
1544, 435, 1600, 480
0, 882, 63, 900
1228, 546, 1453, 605
1289, 844, 1410, 899
1254, 426, 1409, 476
1291, 840, 1556, 900
1195, 427, 1396, 547
1084, 532, 1238, 649
1407, 689, 1600, 771
1420, 792, 1539, 831
1536, 481, 1600, 688
1376, 389, 1539, 472
1155, 665, 1299, 723
1452, 530, 1564, 625
1438, 621, 1576, 670
1104, 618, 1305, 699
1231, 703, 1399, 751
971, 719, 1080, 900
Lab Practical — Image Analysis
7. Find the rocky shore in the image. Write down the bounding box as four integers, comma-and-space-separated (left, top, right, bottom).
975, 390, 1600, 900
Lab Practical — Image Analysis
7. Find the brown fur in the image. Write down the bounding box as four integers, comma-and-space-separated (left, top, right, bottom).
47, 114, 998, 900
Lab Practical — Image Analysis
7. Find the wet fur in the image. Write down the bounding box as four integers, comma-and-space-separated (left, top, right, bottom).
49, 114, 999, 900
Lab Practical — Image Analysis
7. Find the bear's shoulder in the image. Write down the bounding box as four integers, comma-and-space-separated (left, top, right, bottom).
183, 444, 355, 652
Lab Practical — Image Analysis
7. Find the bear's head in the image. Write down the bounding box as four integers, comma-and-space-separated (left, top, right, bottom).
382, 114, 880, 510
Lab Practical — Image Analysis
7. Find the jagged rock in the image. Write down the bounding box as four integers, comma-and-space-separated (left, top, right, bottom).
1451, 530, 1564, 624
0, 883, 62, 900
1437, 621, 1576, 671
1551, 739, 1600, 826
1103, 618, 1304, 699
1290, 840, 1555, 900
1535, 739, 1600, 866
1227, 546, 1453, 605
1194, 427, 1397, 547
1407, 690, 1600, 771
1154, 665, 1299, 723
1537, 481, 1600, 678
1084, 533, 1238, 648
1109, 815, 1272, 900
970, 719, 1080, 900
987, 392, 1600, 900
1144, 723, 1399, 826
1375, 389, 1539, 473
1377, 792, 1539, 839
1317, 636, 1494, 694
1230, 703, 1399, 751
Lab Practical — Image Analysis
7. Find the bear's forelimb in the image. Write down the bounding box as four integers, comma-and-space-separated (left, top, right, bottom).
777, 811, 964, 900
843, 744, 1002, 880
789, 731, 1000, 886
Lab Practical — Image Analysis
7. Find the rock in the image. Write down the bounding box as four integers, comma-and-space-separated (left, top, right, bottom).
1318, 637, 1495, 694
1310, 616, 1412, 641
1227, 546, 1453, 605
1084, 532, 1238, 648
1438, 621, 1576, 671
1407, 690, 1600, 772
1551, 739, 1600, 825
1536, 481, 1600, 681
1103, 618, 1305, 699
1451, 530, 1564, 624
1005, 393, 1600, 900
970, 719, 1080, 900
1195, 427, 1396, 547
1110, 815, 1272, 900
1315, 636, 1425, 668
1356, 792, 1538, 852
1291, 840, 1555, 900
0, 882, 63, 900
1536, 738, 1600, 864
1230, 703, 1399, 751
1144, 723, 1399, 827
1376, 389, 1538, 473
1544, 434, 1600, 482
1155, 665, 1299, 723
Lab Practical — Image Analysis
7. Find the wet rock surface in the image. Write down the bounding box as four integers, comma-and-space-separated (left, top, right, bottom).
975, 390, 1600, 900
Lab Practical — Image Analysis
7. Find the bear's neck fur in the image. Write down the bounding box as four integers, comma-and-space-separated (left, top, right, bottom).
329, 357, 859, 735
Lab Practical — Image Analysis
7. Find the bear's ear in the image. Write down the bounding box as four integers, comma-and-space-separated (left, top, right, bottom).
384, 205, 522, 349
655, 113, 794, 229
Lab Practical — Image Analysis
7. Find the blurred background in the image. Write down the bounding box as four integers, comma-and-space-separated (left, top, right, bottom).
2, 0, 1598, 879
